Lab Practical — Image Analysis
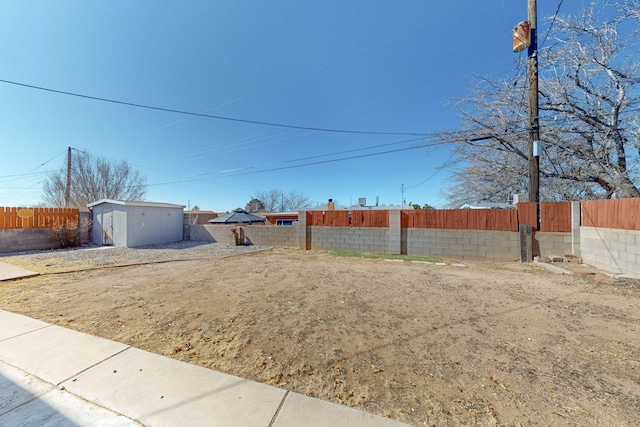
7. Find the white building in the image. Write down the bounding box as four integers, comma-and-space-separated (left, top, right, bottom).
87, 199, 184, 247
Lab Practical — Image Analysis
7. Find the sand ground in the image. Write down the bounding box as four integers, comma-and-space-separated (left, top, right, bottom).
1, 247, 639, 426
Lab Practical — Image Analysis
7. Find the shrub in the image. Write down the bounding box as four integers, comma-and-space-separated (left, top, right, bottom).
50, 225, 80, 248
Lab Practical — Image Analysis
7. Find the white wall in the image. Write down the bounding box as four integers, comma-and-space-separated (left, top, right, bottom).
126, 206, 183, 247
580, 226, 640, 278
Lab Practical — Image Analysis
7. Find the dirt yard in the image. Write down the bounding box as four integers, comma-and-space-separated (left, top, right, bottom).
1, 246, 639, 426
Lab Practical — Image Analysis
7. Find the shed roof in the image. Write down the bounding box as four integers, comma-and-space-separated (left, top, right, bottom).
209, 208, 266, 224
87, 199, 185, 209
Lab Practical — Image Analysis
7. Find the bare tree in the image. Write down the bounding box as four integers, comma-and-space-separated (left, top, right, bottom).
436, 1, 640, 206
252, 189, 283, 212
283, 190, 312, 211
42, 151, 147, 207
252, 189, 312, 211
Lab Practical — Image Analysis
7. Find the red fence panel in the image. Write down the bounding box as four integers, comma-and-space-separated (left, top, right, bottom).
0, 207, 79, 230
540, 202, 572, 232
307, 204, 574, 231
516, 202, 538, 231
307, 210, 350, 226
351, 210, 389, 227
404, 209, 517, 231
516, 202, 572, 232
582, 198, 640, 230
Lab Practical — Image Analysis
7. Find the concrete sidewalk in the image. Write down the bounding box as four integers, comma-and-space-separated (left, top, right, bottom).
0, 310, 412, 427
0, 262, 39, 281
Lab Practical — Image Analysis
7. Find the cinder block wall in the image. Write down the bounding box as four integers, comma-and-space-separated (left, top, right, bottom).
310, 226, 390, 254
534, 232, 573, 257
190, 224, 298, 247
0, 228, 61, 253
187, 223, 573, 261
242, 225, 298, 247
580, 227, 640, 278
406, 229, 521, 260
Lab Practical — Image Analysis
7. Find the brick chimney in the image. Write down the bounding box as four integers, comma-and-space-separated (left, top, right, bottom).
326, 198, 335, 211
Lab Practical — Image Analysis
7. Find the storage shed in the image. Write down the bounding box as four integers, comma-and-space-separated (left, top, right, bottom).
87, 199, 185, 247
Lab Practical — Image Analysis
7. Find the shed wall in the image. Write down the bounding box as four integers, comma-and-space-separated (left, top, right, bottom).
126, 206, 183, 247
91, 203, 183, 247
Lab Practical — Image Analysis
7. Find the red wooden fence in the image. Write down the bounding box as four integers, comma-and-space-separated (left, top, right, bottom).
307, 210, 350, 226
308, 201, 574, 232
581, 198, 640, 231
351, 210, 389, 227
307, 199, 640, 231
516, 203, 538, 231
541, 202, 573, 232
516, 202, 573, 232
402, 209, 518, 231
0, 207, 79, 230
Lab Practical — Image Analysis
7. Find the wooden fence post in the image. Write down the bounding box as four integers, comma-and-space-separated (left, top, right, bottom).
519, 224, 533, 262
571, 201, 581, 257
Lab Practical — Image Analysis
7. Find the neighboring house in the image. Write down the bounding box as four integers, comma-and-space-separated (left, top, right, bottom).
263, 212, 298, 226
87, 199, 185, 247
208, 208, 266, 225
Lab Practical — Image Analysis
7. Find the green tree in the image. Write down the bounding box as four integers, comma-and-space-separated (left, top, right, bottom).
245, 198, 265, 212
411, 203, 435, 210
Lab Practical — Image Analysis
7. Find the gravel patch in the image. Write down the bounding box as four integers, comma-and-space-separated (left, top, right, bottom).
0, 241, 269, 267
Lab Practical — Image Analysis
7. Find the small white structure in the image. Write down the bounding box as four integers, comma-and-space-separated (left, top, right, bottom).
87, 199, 185, 247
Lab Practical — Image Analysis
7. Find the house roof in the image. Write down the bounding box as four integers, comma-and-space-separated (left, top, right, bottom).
209, 208, 266, 224
458, 202, 514, 210
86, 199, 185, 209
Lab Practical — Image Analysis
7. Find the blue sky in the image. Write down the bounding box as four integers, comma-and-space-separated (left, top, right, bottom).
0, 0, 573, 211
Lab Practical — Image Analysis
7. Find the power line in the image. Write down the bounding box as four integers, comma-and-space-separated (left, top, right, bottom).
539, 0, 564, 49
281, 137, 426, 164
147, 138, 434, 187
182, 126, 529, 184
0, 78, 425, 137
146, 129, 493, 186
0, 170, 53, 179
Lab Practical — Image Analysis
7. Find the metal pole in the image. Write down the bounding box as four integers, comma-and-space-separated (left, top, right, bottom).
65, 147, 72, 207
528, 0, 540, 205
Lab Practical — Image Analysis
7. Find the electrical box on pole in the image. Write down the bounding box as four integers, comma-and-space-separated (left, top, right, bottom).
512, 21, 531, 52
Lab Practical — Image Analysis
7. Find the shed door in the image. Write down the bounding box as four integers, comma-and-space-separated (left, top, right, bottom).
102, 208, 114, 246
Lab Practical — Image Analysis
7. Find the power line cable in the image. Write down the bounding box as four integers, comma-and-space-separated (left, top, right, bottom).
147, 139, 433, 187
540, 0, 564, 49
147, 128, 489, 185
200, 137, 431, 176
0, 79, 425, 137
0, 170, 53, 179
139, 87, 436, 166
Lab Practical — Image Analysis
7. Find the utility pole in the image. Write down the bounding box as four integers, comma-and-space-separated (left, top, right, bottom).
65, 147, 72, 207
527, 0, 540, 204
